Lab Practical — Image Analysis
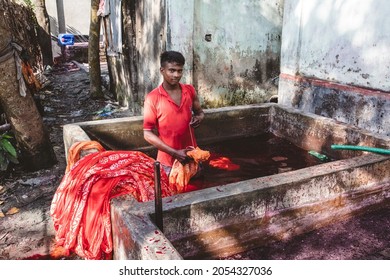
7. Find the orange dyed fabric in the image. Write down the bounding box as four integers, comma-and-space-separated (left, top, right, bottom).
50, 141, 174, 260
22, 61, 41, 88
169, 147, 210, 192
65, 141, 105, 172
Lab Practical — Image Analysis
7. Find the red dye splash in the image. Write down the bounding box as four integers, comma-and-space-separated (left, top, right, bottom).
184, 184, 200, 192
22, 246, 74, 260
209, 156, 240, 171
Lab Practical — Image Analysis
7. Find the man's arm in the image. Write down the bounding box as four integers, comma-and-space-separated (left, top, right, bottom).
190, 95, 204, 128
143, 130, 189, 162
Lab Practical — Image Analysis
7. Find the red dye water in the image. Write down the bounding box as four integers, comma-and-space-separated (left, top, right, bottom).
92, 132, 330, 191
187, 133, 330, 190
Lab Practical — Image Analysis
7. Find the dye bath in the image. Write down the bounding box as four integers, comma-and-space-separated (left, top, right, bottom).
89, 131, 330, 191
188, 133, 331, 190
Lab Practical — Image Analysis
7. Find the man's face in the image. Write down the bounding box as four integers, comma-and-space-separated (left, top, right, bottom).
160, 62, 183, 86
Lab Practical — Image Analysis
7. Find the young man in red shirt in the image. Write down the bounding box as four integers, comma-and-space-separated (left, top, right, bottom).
143, 51, 204, 175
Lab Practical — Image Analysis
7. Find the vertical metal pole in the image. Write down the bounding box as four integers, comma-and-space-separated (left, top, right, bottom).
56, 0, 66, 34
154, 161, 163, 232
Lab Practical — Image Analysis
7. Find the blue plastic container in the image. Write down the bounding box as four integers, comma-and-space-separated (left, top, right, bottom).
58, 33, 74, 46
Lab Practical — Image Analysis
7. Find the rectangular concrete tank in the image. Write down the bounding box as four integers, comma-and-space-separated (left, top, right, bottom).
63, 104, 390, 259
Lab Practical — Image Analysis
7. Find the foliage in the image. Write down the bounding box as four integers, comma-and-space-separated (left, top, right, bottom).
23, 0, 33, 8
0, 132, 19, 171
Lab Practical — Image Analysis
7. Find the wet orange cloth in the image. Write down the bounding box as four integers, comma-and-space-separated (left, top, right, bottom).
169, 147, 210, 193
65, 141, 105, 172
50, 141, 174, 260
186, 147, 211, 163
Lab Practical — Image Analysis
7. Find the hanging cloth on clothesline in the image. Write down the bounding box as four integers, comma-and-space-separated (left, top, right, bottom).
0, 41, 28, 97
97, 0, 123, 56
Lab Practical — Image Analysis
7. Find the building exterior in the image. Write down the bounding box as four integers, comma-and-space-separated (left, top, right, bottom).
278, 0, 390, 136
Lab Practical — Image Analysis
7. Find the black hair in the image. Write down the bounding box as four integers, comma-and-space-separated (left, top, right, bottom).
160, 51, 185, 67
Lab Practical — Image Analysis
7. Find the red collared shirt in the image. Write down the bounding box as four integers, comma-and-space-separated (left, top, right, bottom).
143, 83, 198, 167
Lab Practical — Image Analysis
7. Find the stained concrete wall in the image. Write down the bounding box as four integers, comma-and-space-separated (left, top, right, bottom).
45, 1, 284, 111
163, 0, 284, 107
192, 0, 284, 107
279, 0, 390, 136
136, 0, 284, 110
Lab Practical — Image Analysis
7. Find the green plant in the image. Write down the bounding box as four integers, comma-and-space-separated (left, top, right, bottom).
23, 0, 33, 8
0, 132, 19, 171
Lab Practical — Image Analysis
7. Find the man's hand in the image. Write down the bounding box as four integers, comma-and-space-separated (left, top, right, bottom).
173, 149, 189, 164
174, 147, 195, 164
190, 115, 202, 128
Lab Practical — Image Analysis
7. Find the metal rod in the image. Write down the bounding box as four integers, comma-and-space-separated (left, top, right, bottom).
154, 161, 163, 232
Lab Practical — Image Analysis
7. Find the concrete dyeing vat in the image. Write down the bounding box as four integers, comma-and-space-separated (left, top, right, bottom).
63, 104, 390, 260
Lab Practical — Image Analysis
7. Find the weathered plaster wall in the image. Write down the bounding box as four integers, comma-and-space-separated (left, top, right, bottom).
191, 0, 284, 108
279, 0, 390, 136
281, 0, 390, 90
136, 0, 284, 110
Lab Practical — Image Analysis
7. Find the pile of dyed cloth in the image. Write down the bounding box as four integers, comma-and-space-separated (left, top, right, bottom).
50, 141, 209, 260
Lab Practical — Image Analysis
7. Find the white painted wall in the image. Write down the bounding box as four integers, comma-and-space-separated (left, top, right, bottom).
281, 0, 390, 91
46, 0, 90, 36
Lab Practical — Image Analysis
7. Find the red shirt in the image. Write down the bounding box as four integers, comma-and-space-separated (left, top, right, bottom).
143, 83, 198, 167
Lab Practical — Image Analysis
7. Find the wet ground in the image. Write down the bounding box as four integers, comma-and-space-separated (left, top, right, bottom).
218, 204, 390, 260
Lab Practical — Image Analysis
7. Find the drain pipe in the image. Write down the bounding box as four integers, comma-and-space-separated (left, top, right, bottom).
331, 144, 390, 155
154, 161, 163, 232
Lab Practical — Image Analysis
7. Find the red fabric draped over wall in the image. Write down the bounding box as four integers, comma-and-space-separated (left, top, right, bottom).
50, 142, 172, 259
